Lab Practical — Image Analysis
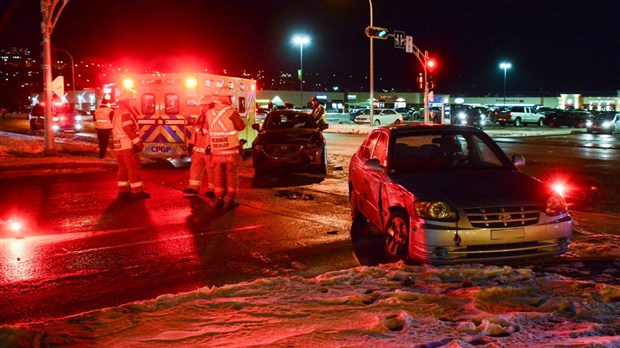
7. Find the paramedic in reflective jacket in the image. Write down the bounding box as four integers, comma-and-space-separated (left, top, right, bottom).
93, 98, 114, 158
184, 95, 215, 197
310, 96, 327, 127
207, 90, 246, 209
112, 89, 150, 199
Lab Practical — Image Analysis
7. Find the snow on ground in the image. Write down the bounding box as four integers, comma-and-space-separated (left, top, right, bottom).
1, 263, 619, 347
1, 130, 620, 347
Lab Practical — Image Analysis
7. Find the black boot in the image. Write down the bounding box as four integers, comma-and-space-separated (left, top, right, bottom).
183, 188, 199, 195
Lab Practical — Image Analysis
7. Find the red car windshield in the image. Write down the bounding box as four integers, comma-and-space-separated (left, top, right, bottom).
390, 131, 510, 173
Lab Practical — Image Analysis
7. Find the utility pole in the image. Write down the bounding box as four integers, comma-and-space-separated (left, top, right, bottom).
408, 42, 434, 124
40, 0, 70, 155
368, 0, 374, 120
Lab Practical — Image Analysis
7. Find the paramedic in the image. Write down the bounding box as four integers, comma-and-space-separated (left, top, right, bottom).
310, 96, 326, 128
207, 89, 246, 209
93, 98, 114, 158
184, 95, 215, 197
112, 89, 150, 199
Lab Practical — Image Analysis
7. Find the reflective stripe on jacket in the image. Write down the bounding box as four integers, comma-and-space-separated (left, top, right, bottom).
94, 106, 113, 129
190, 111, 210, 148
112, 106, 139, 151
207, 106, 239, 154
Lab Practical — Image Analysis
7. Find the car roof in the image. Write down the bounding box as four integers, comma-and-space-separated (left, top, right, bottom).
373, 123, 484, 134
266, 109, 311, 116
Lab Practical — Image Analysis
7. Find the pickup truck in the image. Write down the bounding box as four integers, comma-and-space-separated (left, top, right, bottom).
497, 106, 546, 127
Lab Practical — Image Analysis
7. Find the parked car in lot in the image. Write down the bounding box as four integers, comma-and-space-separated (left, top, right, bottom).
488, 106, 510, 123
255, 106, 269, 123
497, 106, 546, 127
394, 107, 415, 120
411, 107, 442, 121
586, 112, 620, 134
354, 108, 403, 126
449, 104, 485, 128
348, 124, 573, 264
28, 102, 84, 132
543, 110, 593, 128
251, 109, 328, 176
348, 108, 369, 122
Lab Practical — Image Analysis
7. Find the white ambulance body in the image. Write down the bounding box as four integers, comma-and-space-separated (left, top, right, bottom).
110, 73, 257, 160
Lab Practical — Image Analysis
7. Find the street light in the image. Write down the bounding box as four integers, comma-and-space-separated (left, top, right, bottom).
56, 48, 75, 104
40, 0, 70, 155
499, 62, 512, 104
292, 35, 310, 107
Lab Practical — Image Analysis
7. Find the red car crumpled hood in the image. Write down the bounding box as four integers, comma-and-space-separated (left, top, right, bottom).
392, 169, 551, 208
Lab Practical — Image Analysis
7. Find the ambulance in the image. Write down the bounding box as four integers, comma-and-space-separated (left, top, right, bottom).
106, 72, 257, 161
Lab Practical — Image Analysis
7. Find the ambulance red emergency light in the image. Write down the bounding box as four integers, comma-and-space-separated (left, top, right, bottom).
108, 73, 257, 161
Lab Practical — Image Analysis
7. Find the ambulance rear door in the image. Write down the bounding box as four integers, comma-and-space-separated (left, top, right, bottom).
133, 75, 199, 159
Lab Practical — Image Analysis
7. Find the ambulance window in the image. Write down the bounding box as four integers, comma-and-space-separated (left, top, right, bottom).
165, 94, 179, 114
142, 94, 155, 115
238, 97, 246, 113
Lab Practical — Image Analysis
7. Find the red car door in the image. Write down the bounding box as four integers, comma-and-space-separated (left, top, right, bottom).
360, 131, 389, 227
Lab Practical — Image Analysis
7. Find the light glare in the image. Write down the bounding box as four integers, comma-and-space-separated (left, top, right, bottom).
292, 35, 310, 46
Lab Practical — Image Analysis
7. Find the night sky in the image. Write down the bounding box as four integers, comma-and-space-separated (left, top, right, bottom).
1, 0, 619, 95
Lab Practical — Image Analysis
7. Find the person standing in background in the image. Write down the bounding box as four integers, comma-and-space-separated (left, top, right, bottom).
93, 98, 114, 158
310, 96, 326, 128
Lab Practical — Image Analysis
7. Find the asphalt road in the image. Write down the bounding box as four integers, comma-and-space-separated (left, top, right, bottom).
1, 114, 619, 326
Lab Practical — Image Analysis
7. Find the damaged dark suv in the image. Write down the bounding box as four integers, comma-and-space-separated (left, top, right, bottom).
251, 110, 328, 176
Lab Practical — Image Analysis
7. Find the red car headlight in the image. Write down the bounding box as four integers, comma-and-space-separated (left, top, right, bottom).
415, 201, 457, 221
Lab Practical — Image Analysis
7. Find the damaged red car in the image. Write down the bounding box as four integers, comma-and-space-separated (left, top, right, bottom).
348, 124, 573, 264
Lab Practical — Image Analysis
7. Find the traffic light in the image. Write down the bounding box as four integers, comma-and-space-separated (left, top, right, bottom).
417, 73, 423, 90
429, 75, 436, 90
426, 59, 436, 72
365, 26, 389, 40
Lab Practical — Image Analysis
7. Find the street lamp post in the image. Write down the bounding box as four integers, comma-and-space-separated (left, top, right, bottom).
499, 62, 511, 104
368, 0, 374, 119
56, 48, 75, 104
40, 0, 70, 155
293, 35, 310, 108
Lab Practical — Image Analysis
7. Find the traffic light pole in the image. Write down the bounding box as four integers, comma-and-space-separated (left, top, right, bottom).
408, 42, 431, 124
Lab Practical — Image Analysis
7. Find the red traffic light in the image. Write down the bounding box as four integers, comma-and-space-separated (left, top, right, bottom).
426, 59, 436, 71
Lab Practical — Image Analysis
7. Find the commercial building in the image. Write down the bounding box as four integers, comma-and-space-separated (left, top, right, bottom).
256, 90, 620, 112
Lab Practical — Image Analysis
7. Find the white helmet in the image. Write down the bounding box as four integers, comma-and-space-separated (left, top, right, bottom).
117, 89, 136, 101
199, 95, 214, 105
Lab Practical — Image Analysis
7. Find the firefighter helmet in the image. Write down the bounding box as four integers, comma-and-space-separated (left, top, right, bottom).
199, 95, 214, 105
214, 88, 233, 104
118, 89, 136, 101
